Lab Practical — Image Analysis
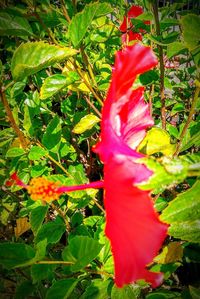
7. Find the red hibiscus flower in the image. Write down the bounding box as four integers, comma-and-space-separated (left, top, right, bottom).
120, 5, 150, 43
7, 44, 167, 289
93, 43, 168, 288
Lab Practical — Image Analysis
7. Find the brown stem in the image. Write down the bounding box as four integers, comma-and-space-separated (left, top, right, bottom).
152, 2, 166, 129
80, 46, 96, 85
84, 95, 102, 118
33, 11, 58, 44
36, 260, 73, 265
60, 0, 71, 23
36, 141, 72, 178
70, 58, 103, 106
149, 84, 154, 117
173, 85, 200, 156
51, 202, 71, 231
0, 87, 28, 149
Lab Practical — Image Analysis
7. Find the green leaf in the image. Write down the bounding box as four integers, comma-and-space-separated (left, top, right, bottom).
167, 41, 187, 59
10, 82, 26, 98
189, 286, 200, 299
33, 239, 47, 261
180, 131, 200, 152
160, 180, 200, 243
138, 127, 175, 156
73, 114, 100, 134
42, 115, 61, 153
81, 279, 111, 299
28, 146, 48, 161
35, 216, 66, 244
11, 41, 77, 81
30, 205, 48, 235
161, 181, 200, 223
180, 14, 200, 51
31, 264, 55, 283
146, 290, 180, 299
62, 236, 103, 271
139, 70, 159, 86
6, 147, 25, 158
45, 279, 78, 299
66, 164, 98, 199
138, 157, 188, 194
69, 2, 112, 47
0, 242, 35, 269
111, 284, 141, 299
14, 281, 35, 299
0, 12, 33, 37
30, 165, 47, 177
40, 72, 79, 100
136, 11, 153, 21
169, 220, 200, 243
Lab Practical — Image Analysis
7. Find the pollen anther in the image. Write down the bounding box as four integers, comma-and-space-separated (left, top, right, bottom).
27, 177, 60, 202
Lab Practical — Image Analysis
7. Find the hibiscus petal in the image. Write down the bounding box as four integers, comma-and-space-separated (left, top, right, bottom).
104, 156, 167, 287
94, 44, 157, 160
128, 5, 144, 18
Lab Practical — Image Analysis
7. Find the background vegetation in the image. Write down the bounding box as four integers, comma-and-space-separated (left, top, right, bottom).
0, 0, 200, 298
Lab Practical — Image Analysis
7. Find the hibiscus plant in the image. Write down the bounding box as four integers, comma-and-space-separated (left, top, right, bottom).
0, 1, 200, 298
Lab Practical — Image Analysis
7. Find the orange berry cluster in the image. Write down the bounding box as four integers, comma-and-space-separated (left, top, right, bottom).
27, 177, 61, 202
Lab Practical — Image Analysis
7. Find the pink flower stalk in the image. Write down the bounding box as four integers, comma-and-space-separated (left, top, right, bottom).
7, 173, 104, 203
119, 5, 150, 43
7, 43, 168, 289
93, 43, 168, 288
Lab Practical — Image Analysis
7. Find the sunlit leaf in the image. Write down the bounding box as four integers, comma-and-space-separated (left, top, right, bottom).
111, 284, 141, 299
28, 146, 48, 161
161, 181, 200, 243
138, 127, 175, 156
167, 41, 187, 58
180, 14, 200, 51
11, 41, 77, 81
73, 114, 100, 134
169, 220, 200, 243
69, 2, 112, 47
40, 72, 79, 99
161, 180, 200, 223
6, 147, 25, 158
138, 157, 188, 193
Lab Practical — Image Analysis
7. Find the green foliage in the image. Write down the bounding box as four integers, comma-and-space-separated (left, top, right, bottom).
40, 72, 79, 100
62, 235, 103, 271
0, 0, 200, 298
0, 12, 33, 37
161, 181, 200, 242
11, 41, 77, 81
42, 115, 61, 153
45, 279, 78, 299
69, 2, 113, 47
73, 113, 100, 134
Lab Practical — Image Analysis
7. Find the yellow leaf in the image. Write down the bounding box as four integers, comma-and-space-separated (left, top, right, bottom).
14, 217, 31, 239
154, 241, 183, 264
138, 127, 176, 156
73, 114, 100, 134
